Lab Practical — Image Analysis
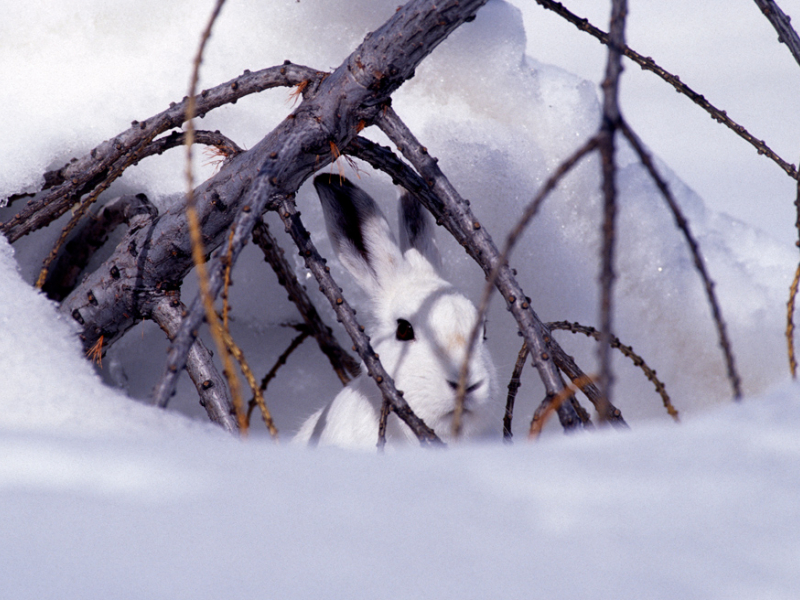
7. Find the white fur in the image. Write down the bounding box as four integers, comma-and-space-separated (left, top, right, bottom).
294, 177, 500, 449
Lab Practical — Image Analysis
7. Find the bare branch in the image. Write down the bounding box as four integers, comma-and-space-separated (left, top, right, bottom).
503, 340, 528, 442
596, 0, 627, 411
1, 62, 323, 242
42, 193, 157, 302
752, 0, 800, 67
533, 0, 798, 180
548, 320, 679, 421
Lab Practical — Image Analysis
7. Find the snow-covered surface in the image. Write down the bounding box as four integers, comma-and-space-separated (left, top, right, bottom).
2, 1, 800, 596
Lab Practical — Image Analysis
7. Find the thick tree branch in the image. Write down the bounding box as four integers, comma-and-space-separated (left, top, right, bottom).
1, 63, 322, 242
149, 293, 238, 432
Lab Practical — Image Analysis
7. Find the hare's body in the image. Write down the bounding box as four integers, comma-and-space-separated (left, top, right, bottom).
294, 175, 500, 449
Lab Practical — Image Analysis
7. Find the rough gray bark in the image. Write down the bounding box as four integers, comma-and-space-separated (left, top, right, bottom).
150, 294, 238, 432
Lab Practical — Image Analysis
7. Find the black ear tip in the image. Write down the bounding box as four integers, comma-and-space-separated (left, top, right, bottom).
313, 173, 352, 191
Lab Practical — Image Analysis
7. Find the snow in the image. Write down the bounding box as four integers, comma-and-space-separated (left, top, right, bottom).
2, 0, 800, 596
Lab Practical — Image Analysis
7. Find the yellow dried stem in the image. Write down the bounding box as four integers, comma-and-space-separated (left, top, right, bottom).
223, 328, 279, 439
183, 0, 248, 432
787, 262, 800, 378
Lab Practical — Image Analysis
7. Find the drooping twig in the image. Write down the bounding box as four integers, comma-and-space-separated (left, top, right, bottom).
149, 293, 238, 433
752, 0, 800, 68
247, 324, 310, 425
533, 0, 798, 181
252, 218, 360, 383
619, 121, 742, 399
2, 62, 323, 242
504, 340, 529, 441
455, 133, 600, 434
548, 320, 679, 421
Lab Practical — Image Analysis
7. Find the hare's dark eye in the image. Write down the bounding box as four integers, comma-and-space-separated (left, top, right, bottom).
396, 318, 415, 341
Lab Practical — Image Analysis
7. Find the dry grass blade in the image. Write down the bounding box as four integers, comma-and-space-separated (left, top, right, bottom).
222, 328, 278, 439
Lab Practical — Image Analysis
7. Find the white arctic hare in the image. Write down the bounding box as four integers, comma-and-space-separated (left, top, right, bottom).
294, 174, 500, 449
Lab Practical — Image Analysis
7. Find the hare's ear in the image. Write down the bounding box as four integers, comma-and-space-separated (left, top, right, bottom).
398, 188, 442, 271
314, 174, 403, 294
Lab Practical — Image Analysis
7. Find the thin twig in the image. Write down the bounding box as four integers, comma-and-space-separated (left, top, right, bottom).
504, 340, 529, 442
533, 0, 798, 180
788, 169, 800, 377
596, 0, 627, 413
620, 121, 742, 399
246, 325, 310, 425
787, 264, 800, 378
752, 0, 800, 67
252, 218, 360, 383
548, 320, 679, 421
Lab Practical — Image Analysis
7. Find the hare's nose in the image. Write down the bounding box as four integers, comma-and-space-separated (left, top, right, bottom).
447, 379, 483, 394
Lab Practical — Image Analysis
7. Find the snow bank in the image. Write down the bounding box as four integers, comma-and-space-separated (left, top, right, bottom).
2, 383, 799, 599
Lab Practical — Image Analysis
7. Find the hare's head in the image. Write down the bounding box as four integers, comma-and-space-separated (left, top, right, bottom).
314, 174, 499, 441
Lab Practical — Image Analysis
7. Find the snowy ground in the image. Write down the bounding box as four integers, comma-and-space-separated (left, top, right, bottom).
2, 0, 800, 597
